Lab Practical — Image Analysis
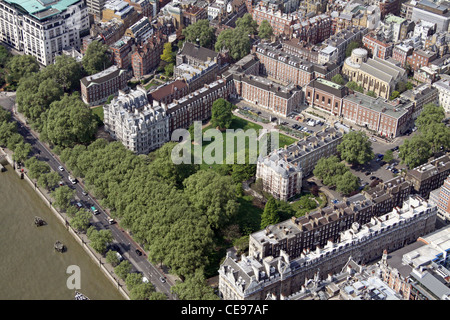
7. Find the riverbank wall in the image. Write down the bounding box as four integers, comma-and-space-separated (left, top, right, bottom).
0, 147, 130, 300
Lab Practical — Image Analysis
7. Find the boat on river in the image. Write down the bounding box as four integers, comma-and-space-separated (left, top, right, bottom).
75, 291, 90, 300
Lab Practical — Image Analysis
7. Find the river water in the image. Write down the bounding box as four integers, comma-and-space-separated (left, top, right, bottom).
0, 164, 124, 300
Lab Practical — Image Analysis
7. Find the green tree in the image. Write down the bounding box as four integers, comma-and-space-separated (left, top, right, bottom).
171, 269, 219, 300
421, 122, 450, 154
0, 44, 11, 68
164, 63, 174, 77
183, 170, 239, 230
416, 103, 445, 131
399, 135, 433, 168
182, 20, 216, 48
346, 81, 364, 93
7, 54, 39, 83
383, 149, 394, 163
260, 197, 279, 229
41, 55, 83, 92
0, 121, 16, 147
211, 98, 233, 130
337, 131, 374, 165
331, 74, 345, 85
297, 196, 317, 211
161, 42, 174, 64
346, 40, 362, 57
129, 282, 159, 300
215, 29, 251, 61
390, 90, 400, 100
12, 141, 32, 163
235, 13, 258, 35
366, 91, 376, 98
25, 157, 51, 180
6, 132, 24, 152
335, 171, 360, 195
51, 185, 75, 210
82, 40, 111, 75
106, 250, 121, 267
114, 260, 132, 280
41, 93, 98, 147
37, 171, 61, 190
70, 209, 91, 232
258, 20, 273, 39
313, 156, 349, 186
87, 227, 113, 255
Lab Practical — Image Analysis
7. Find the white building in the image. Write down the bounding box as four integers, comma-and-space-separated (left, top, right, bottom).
432, 78, 450, 112
0, 0, 90, 66
103, 86, 170, 154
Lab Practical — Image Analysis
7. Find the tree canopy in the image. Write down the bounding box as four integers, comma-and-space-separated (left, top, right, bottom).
235, 14, 258, 35
260, 197, 280, 229
182, 20, 216, 49
215, 29, 251, 61
258, 20, 274, 39
337, 131, 374, 165
210, 98, 233, 130
82, 40, 111, 75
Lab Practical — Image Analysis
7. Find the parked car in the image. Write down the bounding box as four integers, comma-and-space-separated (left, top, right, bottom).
365, 172, 371, 176
76, 202, 83, 209
370, 176, 377, 180
391, 146, 399, 151
135, 249, 142, 256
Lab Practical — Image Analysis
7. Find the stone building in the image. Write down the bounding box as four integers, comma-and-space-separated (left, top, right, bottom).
406, 154, 450, 199
103, 86, 169, 154
342, 47, 407, 99
219, 196, 437, 300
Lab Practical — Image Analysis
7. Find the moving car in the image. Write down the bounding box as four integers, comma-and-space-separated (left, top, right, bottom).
160, 277, 166, 283
91, 206, 99, 215
135, 249, 142, 256
58, 166, 64, 171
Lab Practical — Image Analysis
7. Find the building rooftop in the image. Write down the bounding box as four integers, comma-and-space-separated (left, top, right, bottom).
4, 0, 82, 20
344, 92, 411, 119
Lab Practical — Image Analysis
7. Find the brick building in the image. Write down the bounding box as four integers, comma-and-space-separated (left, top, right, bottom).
363, 32, 394, 60
251, 2, 297, 36
80, 65, 129, 106
219, 196, 436, 300
131, 31, 167, 78
406, 154, 450, 199
148, 79, 189, 107
110, 36, 134, 70
407, 50, 437, 71
305, 78, 349, 115
429, 174, 450, 222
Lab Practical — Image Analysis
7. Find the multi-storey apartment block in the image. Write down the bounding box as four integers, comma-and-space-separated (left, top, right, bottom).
249, 176, 412, 260
429, 174, 450, 222
219, 196, 437, 300
251, 1, 296, 36
110, 36, 134, 70
432, 79, 450, 113
256, 126, 343, 200
131, 31, 167, 78
103, 86, 169, 154
400, 84, 439, 119
362, 32, 393, 60
0, 0, 90, 66
406, 154, 450, 199
379, 225, 450, 300
148, 79, 189, 107
80, 65, 128, 106
407, 49, 437, 72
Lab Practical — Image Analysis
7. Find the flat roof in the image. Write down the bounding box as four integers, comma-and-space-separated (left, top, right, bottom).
5, 0, 81, 20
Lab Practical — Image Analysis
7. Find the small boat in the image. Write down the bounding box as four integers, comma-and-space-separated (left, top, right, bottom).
75, 291, 90, 300
54, 240, 65, 253
34, 216, 45, 226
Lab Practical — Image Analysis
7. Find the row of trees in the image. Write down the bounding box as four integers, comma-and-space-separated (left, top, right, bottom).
15, 53, 99, 148
56, 138, 241, 298
0, 108, 32, 163
181, 14, 274, 62
399, 103, 450, 168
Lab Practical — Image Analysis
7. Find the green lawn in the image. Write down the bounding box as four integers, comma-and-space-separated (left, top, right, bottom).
91, 106, 104, 121
196, 116, 297, 171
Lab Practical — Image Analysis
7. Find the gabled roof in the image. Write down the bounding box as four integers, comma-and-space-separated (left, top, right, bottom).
179, 42, 218, 62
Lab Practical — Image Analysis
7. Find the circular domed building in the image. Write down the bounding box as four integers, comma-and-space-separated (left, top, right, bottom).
342, 47, 406, 99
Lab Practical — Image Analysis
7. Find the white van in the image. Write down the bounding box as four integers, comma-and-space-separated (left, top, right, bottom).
68, 176, 76, 184
116, 252, 123, 261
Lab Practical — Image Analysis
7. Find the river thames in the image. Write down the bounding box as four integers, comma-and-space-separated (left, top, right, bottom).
0, 164, 124, 300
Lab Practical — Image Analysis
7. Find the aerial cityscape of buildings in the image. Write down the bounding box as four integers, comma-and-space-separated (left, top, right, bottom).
1, 0, 450, 303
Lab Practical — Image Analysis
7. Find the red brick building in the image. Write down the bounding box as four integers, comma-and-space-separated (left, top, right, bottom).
110, 36, 134, 70
392, 44, 413, 66
131, 32, 167, 79
293, 14, 332, 45
80, 66, 129, 106
148, 79, 189, 106
363, 33, 393, 60
181, 4, 207, 27
407, 50, 437, 71
252, 2, 296, 36
305, 78, 348, 115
